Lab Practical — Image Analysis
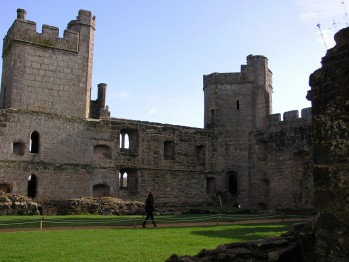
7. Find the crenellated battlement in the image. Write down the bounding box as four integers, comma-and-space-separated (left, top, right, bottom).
67, 9, 96, 30
203, 72, 245, 87
268, 107, 312, 127
2, 9, 79, 56
203, 54, 272, 89
1, 8, 96, 119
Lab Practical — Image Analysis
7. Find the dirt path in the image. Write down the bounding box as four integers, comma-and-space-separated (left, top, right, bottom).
0, 217, 315, 233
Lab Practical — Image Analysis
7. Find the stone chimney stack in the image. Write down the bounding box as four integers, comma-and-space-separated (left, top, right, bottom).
97, 83, 107, 110
17, 9, 26, 20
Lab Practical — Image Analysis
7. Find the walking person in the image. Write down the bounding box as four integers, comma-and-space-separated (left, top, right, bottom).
142, 192, 157, 228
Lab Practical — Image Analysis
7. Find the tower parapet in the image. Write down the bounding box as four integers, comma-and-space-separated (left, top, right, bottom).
203, 73, 244, 87
267, 107, 312, 127
67, 9, 96, 29
203, 55, 272, 90
3, 9, 79, 56
0, 9, 96, 119
203, 54, 273, 131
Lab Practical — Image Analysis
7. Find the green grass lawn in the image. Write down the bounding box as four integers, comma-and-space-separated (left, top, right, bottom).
0, 223, 292, 262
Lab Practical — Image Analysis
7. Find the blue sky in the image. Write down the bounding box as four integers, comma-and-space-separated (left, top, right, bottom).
0, 1, 346, 127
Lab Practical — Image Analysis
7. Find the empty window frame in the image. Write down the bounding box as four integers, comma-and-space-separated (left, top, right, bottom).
93, 145, 112, 160
120, 133, 129, 149
119, 169, 138, 193
13, 142, 25, 155
206, 177, 216, 195
119, 129, 139, 154
0, 183, 12, 193
92, 184, 110, 197
119, 171, 128, 188
227, 172, 238, 197
27, 174, 37, 198
196, 145, 206, 164
164, 140, 175, 160
30, 131, 40, 153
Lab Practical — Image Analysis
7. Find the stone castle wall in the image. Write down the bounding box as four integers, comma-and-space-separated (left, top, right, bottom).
0, 9, 314, 211
0, 108, 220, 207
249, 108, 313, 209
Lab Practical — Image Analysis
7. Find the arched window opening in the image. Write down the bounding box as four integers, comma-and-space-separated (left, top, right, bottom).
13, 142, 25, 155
119, 172, 128, 188
119, 129, 139, 154
164, 140, 175, 160
196, 145, 206, 164
120, 133, 129, 149
30, 131, 39, 153
206, 177, 216, 195
27, 174, 37, 198
92, 184, 110, 197
0, 183, 12, 193
228, 172, 238, 197
93, 145, 112, 160
119, 169, 138, 194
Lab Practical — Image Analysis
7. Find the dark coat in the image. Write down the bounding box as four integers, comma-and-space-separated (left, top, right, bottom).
145, 195, 155, 213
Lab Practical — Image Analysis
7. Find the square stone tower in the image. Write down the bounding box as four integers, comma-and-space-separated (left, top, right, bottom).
203, 55, 273, 205
0, 9, 96, 118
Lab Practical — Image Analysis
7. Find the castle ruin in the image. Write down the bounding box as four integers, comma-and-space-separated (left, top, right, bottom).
0, 9, 313, 211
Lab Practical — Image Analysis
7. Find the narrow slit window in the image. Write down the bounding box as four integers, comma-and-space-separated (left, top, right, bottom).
210, 110, 215, 124
196, 145, 206, 164
236, 100, 240, 110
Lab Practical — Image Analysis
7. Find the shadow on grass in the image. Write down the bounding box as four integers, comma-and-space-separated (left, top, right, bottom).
190, 223, 291, 242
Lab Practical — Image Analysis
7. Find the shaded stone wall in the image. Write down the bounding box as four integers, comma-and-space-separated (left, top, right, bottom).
249, 108, 313, 209
169, 26, 349, 262
307, 27, 349, 261
203, 55, 273, 207
0, 109, 220, 207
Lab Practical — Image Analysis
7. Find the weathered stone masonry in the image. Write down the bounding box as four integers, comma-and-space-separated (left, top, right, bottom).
168, 26, 349, 262
0, 9, 313, 211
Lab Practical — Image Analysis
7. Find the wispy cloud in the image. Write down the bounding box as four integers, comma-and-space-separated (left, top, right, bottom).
296, 0, 348, 48
147, 108, 157, 115
110, 91, 129, 98
296, 0, 344, 24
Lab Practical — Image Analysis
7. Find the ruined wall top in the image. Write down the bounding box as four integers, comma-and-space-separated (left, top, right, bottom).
2, 9, 97, 56
67, 9, 96, 30
203, 54, 272, 88
268, 107, 312, 127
